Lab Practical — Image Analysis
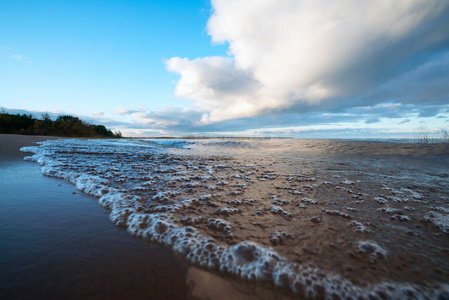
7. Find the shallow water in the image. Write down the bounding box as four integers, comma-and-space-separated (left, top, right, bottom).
20, 138, 449, 299
0, 152, 191, 299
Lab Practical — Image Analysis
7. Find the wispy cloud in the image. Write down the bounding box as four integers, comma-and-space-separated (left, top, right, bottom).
1, 45, 12, 51
9, 54, 23, 60
113, 105, 148, 115
2, 45, 31, 62
91, 111, 104, 117
8, 54, 30, 63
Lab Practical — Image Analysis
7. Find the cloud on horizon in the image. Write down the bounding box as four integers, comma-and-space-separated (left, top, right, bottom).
166, 0, 449, 125
113, 102, 449, 135
4, 104, 448, 137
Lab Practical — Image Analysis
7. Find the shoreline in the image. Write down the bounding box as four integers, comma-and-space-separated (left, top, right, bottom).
0, 134, 191, 299
0, 134, 293, 300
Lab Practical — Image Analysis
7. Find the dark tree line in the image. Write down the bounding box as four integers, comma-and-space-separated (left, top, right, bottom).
0, 112, 122, 138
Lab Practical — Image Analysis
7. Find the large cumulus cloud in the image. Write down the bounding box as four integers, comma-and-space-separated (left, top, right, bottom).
167, 0, 449, 124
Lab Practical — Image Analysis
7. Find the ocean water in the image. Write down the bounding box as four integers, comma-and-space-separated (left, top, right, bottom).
21, 138, 449, 299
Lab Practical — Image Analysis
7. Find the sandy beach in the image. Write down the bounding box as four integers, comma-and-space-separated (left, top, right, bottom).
0, 134, 297, 300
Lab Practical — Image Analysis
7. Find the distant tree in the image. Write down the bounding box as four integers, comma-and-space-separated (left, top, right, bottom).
93, 125, 110, 136
0, 112, 121, 138
0, 112, 11, 133
114, 130, 122, 138
42, 113, 51, 122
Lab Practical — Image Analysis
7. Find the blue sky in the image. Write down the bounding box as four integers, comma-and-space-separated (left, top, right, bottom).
1, 1, 226, 112
1, 0, 449, 138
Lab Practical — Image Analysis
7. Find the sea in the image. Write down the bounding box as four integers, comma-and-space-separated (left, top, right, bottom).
20, 138, 449, 299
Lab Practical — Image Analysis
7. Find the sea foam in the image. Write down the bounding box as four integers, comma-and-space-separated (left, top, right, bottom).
21, 139, 449, 299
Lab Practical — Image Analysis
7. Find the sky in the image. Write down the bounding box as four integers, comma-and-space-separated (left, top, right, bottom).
1, 0, 449, 138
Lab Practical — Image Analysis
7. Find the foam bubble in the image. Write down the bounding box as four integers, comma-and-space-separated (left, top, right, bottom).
425, 212, 449, 234
350, 221, 370, 233
301, 197, 319, 205
377, 207, 401, 214
269, 230, 293, 245
390, 214, 411, 222
270, 206, 293, 218
357, 241, 388, 260
324, 210, 352, 219
374, 197, 388, 204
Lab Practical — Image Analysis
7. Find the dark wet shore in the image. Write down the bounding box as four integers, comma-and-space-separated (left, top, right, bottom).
0, 135, 192, 299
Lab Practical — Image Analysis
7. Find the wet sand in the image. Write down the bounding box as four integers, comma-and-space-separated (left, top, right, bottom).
0, 135, 190, 299
0, 135, 295, 300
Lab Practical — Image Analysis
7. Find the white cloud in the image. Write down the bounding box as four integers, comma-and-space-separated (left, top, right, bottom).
132, 111, 180, 127
166, 56, 265, 124
113, 105, 148, 115
167, 0, 449, 124
114, 107, 132, 115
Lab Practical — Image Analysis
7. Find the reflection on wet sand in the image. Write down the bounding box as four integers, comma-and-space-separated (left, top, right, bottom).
187, 267, 295, 300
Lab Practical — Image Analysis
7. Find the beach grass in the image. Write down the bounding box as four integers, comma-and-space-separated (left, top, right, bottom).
408, 127, 449, 143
